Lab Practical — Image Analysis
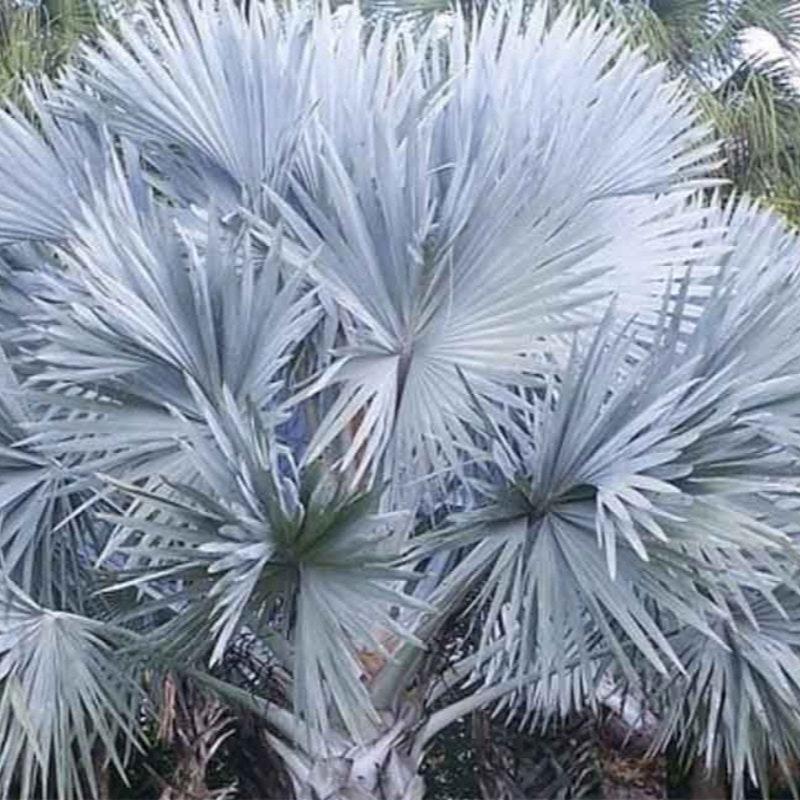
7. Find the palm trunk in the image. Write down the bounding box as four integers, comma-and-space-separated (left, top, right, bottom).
157, 674, 236, 800
228, 712, 294, 799
470, 710, 522, 800
269, 715, 426, 800
294, 746, 423, 800
599, 713, 666, 800
596, 678, 666, 800
599, 763, 666, 800
599, 751, 666, 799
92, 747, 112, 800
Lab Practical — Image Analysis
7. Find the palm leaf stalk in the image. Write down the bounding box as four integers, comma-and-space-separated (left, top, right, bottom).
0, 1, 800, 798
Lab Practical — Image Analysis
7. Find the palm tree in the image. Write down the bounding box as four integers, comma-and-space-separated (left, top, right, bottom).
0, 1, 800, 798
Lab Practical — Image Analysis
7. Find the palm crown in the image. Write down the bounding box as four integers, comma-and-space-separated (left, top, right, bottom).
0, 1, 800, 798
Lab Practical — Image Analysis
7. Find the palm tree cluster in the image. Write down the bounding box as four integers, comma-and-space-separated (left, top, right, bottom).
1, 1, 800, 798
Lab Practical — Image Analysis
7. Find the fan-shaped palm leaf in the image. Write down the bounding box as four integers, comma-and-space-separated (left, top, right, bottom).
0, 81, 124, 244
100, 398, 425, 741
265, 5, 717, 490
426, 200, 800, 703
72, 0, 315, 211
656, 586, 800, 799
0, 579, 141, 800
0, 343, 102, 609
23, 164, 318, 484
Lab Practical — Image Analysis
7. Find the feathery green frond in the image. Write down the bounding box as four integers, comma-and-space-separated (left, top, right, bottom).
0, 0, 105, 103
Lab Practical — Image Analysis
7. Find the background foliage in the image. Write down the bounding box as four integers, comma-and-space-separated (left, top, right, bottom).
0, 0, 114, 101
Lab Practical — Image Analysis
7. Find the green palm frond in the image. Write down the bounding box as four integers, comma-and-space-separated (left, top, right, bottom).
700, 57, 800, 205
0, 0, 106, 103
737, 0, 800, 53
